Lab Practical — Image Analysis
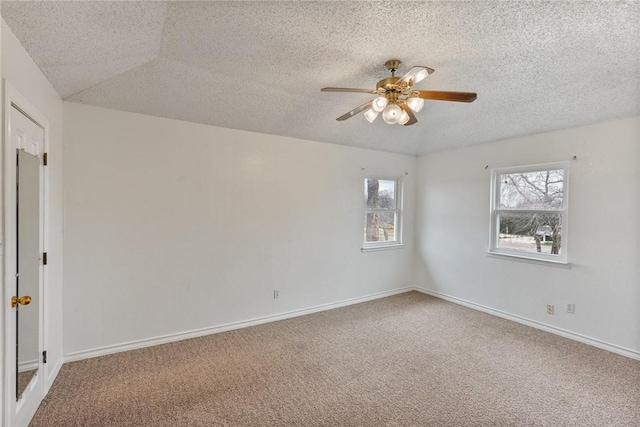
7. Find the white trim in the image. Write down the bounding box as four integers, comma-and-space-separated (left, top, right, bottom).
485, 251, 571, 268
413, 286, 640, 361
58, 284, 639, 370
361, 244, 404, 253
18, 360, 38, 372
64, 287, 415, 363
49, 281, 640, 374
44, 357, 62, 395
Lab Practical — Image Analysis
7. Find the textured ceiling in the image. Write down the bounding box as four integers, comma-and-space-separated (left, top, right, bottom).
2, 1, 639, 155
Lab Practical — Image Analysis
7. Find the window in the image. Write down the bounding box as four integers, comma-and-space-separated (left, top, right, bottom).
489, 162, 569, 263
363, 177, 402, 251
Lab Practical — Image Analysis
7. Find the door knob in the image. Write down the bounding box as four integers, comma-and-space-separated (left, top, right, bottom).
10, 296, 32, 308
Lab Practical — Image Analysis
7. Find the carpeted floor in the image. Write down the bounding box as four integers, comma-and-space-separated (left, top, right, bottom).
31, 292, 640, 426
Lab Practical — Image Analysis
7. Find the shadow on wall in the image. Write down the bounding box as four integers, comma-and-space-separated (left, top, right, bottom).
413, 242, 438, 292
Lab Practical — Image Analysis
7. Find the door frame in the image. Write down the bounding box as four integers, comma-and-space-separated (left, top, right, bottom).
2, 80, 50, 426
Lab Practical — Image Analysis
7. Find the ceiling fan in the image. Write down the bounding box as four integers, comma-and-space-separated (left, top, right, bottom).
321, 60, 477, 126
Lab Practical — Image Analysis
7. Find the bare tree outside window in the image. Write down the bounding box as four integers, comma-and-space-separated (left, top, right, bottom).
490, 164, 568, 262
364, 178, 399, 246
499, 170, 564, 254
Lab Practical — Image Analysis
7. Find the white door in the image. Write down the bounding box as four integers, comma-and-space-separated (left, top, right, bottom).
5, 104, 45, 426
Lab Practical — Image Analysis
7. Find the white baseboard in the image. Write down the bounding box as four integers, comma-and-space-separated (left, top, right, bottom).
413, 286, 640, 361
64, 287, 414, 363
18, 360, 38, 372
45, 357, 63, 394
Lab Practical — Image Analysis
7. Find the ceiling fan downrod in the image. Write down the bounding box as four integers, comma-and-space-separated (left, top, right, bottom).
385, 59, 402, 77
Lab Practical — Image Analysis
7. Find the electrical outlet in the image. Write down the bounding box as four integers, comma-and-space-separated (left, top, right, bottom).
546, 304, 554, 315
566, 303, 575, 314
273, 290, 279, 300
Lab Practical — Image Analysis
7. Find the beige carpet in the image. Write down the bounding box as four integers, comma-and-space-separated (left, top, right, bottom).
31, 292, 640, 426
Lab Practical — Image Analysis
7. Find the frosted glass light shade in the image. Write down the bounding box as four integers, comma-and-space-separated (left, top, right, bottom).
407, 96, 425, 112
382, 103, 402, 124
398, 110, 410, 125
372, 96, 389, 112
364, 108, 379, 123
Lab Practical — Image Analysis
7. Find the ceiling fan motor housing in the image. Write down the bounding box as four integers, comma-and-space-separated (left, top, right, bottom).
376, 77, 402, 101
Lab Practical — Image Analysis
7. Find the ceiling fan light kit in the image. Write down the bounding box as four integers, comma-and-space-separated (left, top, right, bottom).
406, 96, 424, 113
364, 109, 379, 123
321, 59, 477, 126
398, 109, 410, 125
382, 103, 402, 124
372, 96, 388, 112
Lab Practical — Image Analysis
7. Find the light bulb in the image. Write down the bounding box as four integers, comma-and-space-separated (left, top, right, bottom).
382, 103, 402, 124
398, 110, 410, 125
371, 96, 388, 112
364, 108, 379, 123
406, 96, 424, 112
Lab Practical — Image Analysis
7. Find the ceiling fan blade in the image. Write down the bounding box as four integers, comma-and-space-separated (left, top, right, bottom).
321, 87, 377, 94
395, 66, 435, 89
336, 101, 374, 121
399, 103, 418, 126
415, 90, 477, 103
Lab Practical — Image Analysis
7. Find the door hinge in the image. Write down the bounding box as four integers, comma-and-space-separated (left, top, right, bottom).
43, 252, 48, 265
43, 152, 48, 166
42, 350, 47, 364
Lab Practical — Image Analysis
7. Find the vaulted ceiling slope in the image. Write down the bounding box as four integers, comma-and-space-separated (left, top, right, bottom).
3, 1, 639, 155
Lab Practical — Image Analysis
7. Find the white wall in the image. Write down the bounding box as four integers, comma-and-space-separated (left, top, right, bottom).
62, 102, 416, 357
415, 117, 640, 356
1, 18, 64, 394
0, 8, 4, 421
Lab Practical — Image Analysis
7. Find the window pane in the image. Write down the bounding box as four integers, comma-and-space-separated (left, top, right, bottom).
497, 212, 562, 255
364, 212, 396, 242
499, 169, 564, 210
365, 179, 395, 209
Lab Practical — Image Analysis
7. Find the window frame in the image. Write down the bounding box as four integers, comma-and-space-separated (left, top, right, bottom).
362, 176, 403, 252
489, 162, 569, 264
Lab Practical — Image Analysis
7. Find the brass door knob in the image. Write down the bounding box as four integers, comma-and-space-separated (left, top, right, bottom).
10, 296, 32, 308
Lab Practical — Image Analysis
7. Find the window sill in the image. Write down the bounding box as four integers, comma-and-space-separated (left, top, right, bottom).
485, 251, 571, 268
361, 244, 404, 253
